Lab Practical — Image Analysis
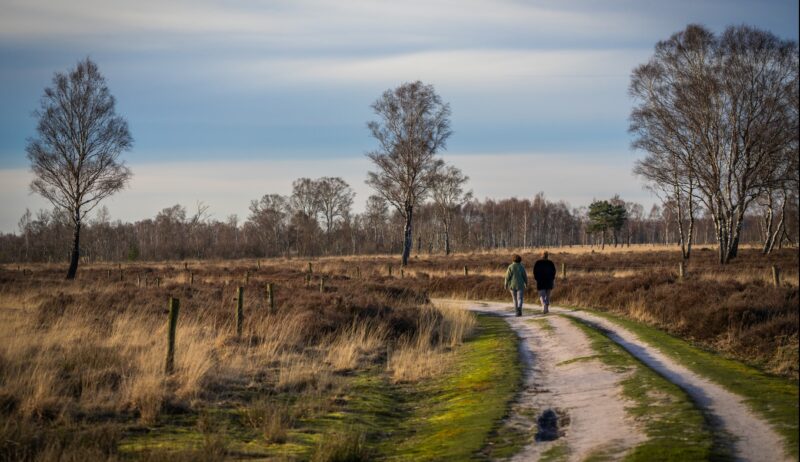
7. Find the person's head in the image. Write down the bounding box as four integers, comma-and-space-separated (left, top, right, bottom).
542, 251, 549, 260
513, 254, 522, 263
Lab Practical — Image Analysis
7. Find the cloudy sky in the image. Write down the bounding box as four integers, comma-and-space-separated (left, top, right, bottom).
0, 0, 797, 232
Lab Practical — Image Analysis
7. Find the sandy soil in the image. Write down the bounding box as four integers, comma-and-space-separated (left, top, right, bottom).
439, 300, 793, 462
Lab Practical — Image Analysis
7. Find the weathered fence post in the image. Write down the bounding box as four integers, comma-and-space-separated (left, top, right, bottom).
257, 260, 261, 270
561, 262, 566, 279
245, 271, 250, 285
400, 268, 404, 278
678, 261, 685, 280
308, 262, 313, 274
137, 274, 141, 287
320, 277, 325, 293
356, 266, 361, 279
165, 297, 179, 374
266, 283, 275, 312
387, 265, 392, 277
236, 287, 244, 338
305, 273, 311, 288
107, 269, 111, 279
464, 265, 469, 276
156, 277, 161, 288
190, 272, 194, 285
119, 269, 123, 282
772, 265, 781, 287
184, 262, 188, 271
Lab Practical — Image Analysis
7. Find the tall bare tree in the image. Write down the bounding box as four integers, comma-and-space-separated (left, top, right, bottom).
431, 165, 472, 255
630, 24, 798, 263
365, 81, 452, 266
26, 58, 133, 279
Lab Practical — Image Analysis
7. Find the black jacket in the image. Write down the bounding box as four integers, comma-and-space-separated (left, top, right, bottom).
532, 259, 556, 290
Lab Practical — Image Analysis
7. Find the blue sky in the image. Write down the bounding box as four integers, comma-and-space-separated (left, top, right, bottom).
0, 0, 797, 232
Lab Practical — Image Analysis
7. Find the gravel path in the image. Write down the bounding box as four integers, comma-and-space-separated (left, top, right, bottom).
437, 299, 793, 462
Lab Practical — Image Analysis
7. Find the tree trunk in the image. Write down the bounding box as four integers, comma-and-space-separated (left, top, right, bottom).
67, 219, 81, 279
401, 205, 413, 266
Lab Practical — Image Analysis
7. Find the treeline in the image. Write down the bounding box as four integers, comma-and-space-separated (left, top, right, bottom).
2, 185, 796, 263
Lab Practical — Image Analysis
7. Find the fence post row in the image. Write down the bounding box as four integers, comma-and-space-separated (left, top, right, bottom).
165, 297, 179, 374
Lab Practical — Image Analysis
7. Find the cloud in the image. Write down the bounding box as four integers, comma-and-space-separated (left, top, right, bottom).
0, 152, 653, 233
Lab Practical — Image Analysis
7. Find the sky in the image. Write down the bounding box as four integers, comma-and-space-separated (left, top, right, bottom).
0, 0, 797, 233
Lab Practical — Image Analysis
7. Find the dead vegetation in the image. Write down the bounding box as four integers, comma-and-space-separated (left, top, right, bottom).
0, 262, 474, 461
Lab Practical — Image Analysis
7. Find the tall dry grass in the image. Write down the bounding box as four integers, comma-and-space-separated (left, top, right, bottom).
0, 262, 476, 460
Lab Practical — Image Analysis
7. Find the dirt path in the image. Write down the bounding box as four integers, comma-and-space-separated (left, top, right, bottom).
440, 300, 647, 461
552, 305, 792, 462
438, 299, 793, 462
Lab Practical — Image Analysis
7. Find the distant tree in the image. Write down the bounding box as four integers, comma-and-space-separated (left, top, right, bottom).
365, 81, 452, 266
588, 200, 627, 249
26, 58, 132, 278
317, 177, 355, 236
248, 194, 289, 257
430, 165, 472, 255
290, 178, 321, 219
364, 194, 389, 251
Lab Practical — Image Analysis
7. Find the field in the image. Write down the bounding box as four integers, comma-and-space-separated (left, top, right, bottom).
0, 245, 797, 461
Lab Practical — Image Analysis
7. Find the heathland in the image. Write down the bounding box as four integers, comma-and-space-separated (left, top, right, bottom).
0, 245, 797, 461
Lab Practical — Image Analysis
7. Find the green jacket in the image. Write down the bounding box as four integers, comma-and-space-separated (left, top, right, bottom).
504, 262, 528, 290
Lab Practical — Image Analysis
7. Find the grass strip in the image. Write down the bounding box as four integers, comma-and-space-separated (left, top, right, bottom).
565, 315, 718, 462
582, 308, 799, 459
381, 313, 522, 461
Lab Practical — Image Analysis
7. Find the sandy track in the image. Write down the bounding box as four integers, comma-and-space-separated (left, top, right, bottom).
553, 306, 793, 462
446, 300, 646, 461
439, 299, 792, 462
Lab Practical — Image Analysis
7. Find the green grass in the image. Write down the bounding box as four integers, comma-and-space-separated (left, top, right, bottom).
581, 309, 799, 459
565, 315, 719, 461
383, 314, 523, 461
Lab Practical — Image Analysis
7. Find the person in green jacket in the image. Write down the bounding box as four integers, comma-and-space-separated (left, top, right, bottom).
504, 254, 528, 316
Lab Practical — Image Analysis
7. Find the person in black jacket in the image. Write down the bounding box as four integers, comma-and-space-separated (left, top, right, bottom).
532, 251, 556, 313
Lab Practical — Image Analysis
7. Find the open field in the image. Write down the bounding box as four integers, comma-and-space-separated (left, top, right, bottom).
0, 246, 797, 461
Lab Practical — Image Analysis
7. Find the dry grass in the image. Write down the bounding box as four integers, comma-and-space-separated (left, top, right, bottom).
0, 261, 475, 460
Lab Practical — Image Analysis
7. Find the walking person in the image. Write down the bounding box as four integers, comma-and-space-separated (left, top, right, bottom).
533, 251, 557, 314
504, 254, 528, 316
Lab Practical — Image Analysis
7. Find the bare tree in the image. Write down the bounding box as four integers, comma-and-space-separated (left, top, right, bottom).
366, 81, 452, 266
26, 58, 133, 278
430, 165, 472, 255
317, 177, 355, 236
630, 24, 798, 263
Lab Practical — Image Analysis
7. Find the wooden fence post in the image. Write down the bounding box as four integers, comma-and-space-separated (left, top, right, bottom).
266, 283, 275, 311
319, 277, 325, 293
236, 287, 244, 338
464, 265, 469, 276
387, 265, 392, 277
772, 265, 781, 287
137, 274, 141, 287
156, 277, 161, 288
678, 261, 685, 280
245, 271, 250, 285
561, 262, 566, 280
184, 262, 188, 271
165, 297, 179, 374
190, 272, 194, 285
305, 273, 311, 288
119, 269, 123, 282
356, 266, 361, 279
400, 268, 404, 278
308, 262, 313, 274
